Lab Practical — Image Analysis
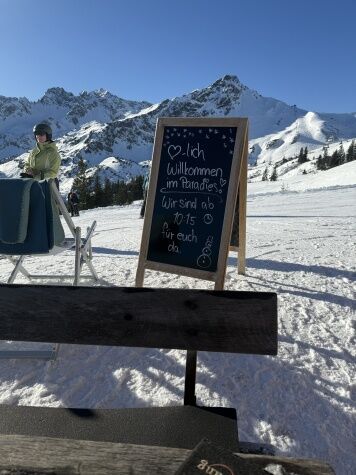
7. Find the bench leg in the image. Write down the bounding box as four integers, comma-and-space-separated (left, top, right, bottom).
184, 350, 197, 406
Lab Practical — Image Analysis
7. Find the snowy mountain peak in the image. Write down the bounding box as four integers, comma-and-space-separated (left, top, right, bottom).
0, 95, 31, 119
210, 74, 246, 91
79, 88, 113, 100
0, 74, 355, 193
40, 87, 75, 106
187, 74, 251, 111
95, 88, 110, 98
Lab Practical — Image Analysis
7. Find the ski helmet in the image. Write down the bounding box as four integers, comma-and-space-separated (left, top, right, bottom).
33, 123, 52, 141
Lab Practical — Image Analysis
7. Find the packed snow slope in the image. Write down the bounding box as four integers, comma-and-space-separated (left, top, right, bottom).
0, 163, 355, 474
1, 75, 356, 194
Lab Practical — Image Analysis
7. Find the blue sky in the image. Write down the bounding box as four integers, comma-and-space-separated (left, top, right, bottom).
1, 0, 355, 112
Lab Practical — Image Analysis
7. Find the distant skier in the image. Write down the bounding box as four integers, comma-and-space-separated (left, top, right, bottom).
67, 192, 73, 215
139, 168, 150, 218
68, 190, 80, 217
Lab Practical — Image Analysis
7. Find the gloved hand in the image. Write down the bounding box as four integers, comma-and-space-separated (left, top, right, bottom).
20, 172, 34, 178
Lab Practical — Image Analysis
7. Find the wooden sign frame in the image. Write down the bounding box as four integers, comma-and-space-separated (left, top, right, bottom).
229, 122, 248, 275
136, 117, 248, 290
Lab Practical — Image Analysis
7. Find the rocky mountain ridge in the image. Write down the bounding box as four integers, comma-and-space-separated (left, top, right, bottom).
0, 75, 355, 193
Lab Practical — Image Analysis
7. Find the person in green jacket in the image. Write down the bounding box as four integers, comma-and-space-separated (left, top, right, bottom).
23, 123, 61, 181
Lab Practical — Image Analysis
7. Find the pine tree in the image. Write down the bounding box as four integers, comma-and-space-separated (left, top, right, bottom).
93, 173, 105, 208
262, 167, 269, 181
298, 147, 304, 164
329, 150, 340, 168
112, 181, 120, 205
103, 178, 113, 206
316, 154, 324, 170
321, 146, 330, 170
298, 146, 308, 164
338, 142, 345, 164
127, 175, 144, 201
72, 157, 93, 210
116, 180, 129, 205
270, 165, 278, 181
346, 140, 356, 162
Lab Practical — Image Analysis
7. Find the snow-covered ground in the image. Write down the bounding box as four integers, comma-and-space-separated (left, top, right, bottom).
0, 163, 355, 474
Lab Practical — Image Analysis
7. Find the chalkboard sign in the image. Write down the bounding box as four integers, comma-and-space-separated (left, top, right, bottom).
136, 118, 248, 289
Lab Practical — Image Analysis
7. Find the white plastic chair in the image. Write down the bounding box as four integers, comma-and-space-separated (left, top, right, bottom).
0, 179, 99, 359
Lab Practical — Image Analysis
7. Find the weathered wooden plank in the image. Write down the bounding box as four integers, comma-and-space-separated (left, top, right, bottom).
0, 284, 277, 355
0, 435, 335, 475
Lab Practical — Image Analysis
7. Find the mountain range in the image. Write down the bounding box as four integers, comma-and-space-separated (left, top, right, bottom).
0, 75, 355, 193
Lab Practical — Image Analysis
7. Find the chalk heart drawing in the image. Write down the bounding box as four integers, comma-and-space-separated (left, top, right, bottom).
168, 145, 181, 160
220, 178, 227, 187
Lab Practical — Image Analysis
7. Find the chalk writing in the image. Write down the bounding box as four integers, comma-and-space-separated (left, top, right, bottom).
147, 125, 238, 272
168, 142, 205, 161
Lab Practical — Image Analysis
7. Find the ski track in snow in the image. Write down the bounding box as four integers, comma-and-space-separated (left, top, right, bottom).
0, 186, 355, 474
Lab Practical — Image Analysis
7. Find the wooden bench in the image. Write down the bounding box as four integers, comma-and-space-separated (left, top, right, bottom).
0, 435, 335, 474
0, 284, 277, 452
